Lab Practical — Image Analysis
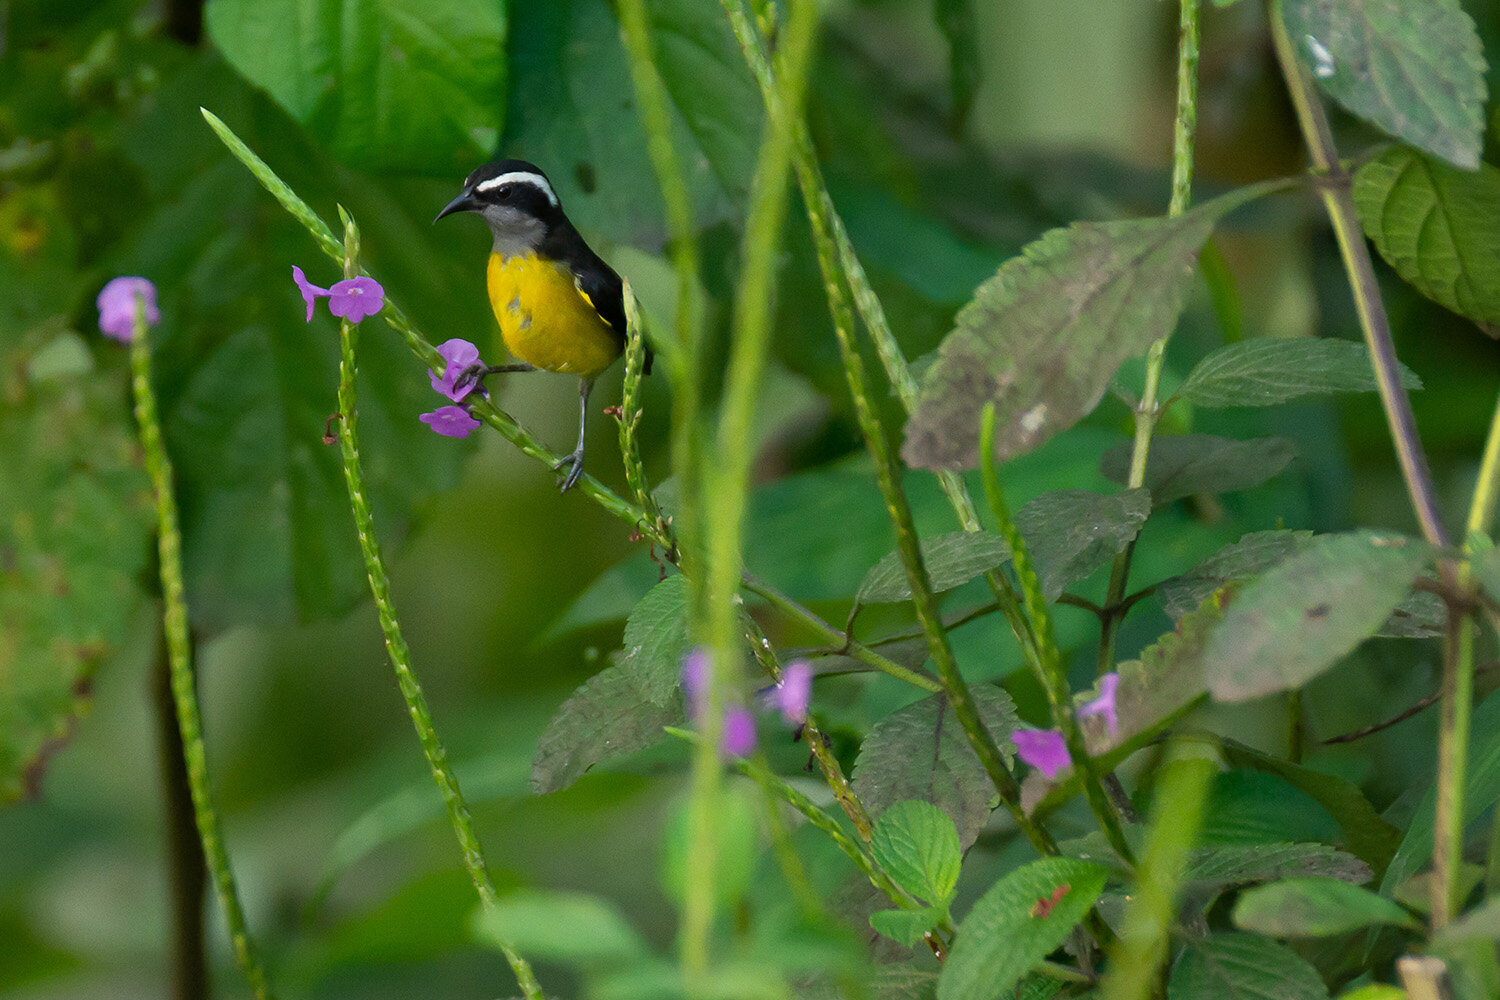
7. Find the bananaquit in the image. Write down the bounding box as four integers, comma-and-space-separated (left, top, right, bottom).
435, 159, 631, 492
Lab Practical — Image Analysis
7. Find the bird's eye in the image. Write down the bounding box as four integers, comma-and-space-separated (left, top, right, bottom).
496, 184, 514, 199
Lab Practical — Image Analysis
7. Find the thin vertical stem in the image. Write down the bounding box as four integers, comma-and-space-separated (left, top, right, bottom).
128, 299, 273, 1000
332, 213, 541, 998
152, 638, 208, 1000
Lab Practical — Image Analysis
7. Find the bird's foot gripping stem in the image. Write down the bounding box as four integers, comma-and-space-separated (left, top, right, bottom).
452, 361, 536, 398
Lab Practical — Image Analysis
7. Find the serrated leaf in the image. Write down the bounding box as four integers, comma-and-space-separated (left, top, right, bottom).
1354, 147, 1500, 337
1282, 0, 1488, 170
1014, 489, 1150, 599
472, 889, 647, 967
1167, 933, 1329, 1000
1204, 532, 1431, 701
205, 0, 507, 175
937, 858, 1108, 1000
1183, 843, 1372, 894
857, 530, 1011, 605
618, 575, 690, 707
530, 663, 681, 794
869, 906, 945, 948
903, 185, 1275, 470
1101, 435, 1298, 507
1232, 877, 1420, 937
871, 800, 963, 908
852, 688, 1019, 850
1162, 531, 1316, 618
1179, 338, 1421, 407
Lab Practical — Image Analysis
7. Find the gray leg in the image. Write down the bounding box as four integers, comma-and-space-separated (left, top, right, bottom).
556, 377, 593, 492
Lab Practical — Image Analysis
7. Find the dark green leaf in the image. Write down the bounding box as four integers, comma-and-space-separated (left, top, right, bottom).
530, 663, 681, 794
1162, 531, 1316, 618
205, 0, 507, 175
904, 185, 1275, 470
1179, 338, 1421, 407
619, 575, 690, 707
1354, 147, 1500, 337
1198, 771, 1343, 847
852, 688, 1019, 851
1377, 588, 1445, 639
0, 338, 153, 802
1232, 877, 1420, 937
1183, 843, 1372, 894
1167, 933, 1329, 1000
1474, 543, 1500, 600
871, 800, 963, 908
1282, 0, 1488, 169
1204, 532, 1431, 701
937, 858, 1108, 1000
1101, 435, 1299, 507
857, 530, 1011, 605
1015, 488, 1150, 599
869, 906, 945, 948
471, 889, 647, 967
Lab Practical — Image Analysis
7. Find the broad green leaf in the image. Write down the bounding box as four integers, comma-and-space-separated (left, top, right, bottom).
1, 336, 153, 802
471, 889, 647, 967
1354, 147, 1500, 336
1183, 843, 1372, 894
903, 184, 1275, 470
619, 574, 690, 707
1198, 771, 1343, 846
871, 800, 963, 908
530, 662, 681, 793
1204, 532, 1431, 701
851, 687, 1020, 850
1232, 877, 1420, 937
1334, 988, 1405, 1000
1281, 0, 1488, 169
869, 906, 945, 948
1162, 530, 1316, 618
1101, 435, 1299, 507
1167, 933, 1329, 1000
205, 0, 508, 175
937, 858, 1108, 1000
857, 530, 1011, 605
1015, 488, 1150, 599
1179, 338, 1421, 407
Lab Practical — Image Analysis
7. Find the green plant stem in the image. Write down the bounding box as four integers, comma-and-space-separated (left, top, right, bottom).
1098, 0, 1199, 674
980, 404, 1136, 866
128, 300, 273, 1000
332, 214, 541, 999
616, 282, 664, 529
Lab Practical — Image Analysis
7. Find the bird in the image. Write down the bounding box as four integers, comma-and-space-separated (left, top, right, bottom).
434, 159, 635, 492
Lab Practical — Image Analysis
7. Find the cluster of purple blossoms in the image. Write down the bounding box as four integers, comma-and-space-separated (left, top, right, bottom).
97, 276, 160, 342
292, 266, 385, 324
1011, 672, 1119, 780
420, 339, 486, 439
681, 649, 813, 758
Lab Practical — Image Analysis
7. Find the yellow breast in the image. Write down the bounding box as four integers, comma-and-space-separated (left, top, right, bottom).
486, 252, 622, 378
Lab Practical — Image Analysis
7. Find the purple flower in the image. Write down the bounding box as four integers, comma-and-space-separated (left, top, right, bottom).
1013, 728, 1070, 779
419, 405, 480, 438
328, 276, 385, 323
1078, 672, 1120, 737
430, 338, 482, 402
97, 277, 160, 342
721, 706, 758, 759
762, 659, 812, 725
292, 265, 331, 323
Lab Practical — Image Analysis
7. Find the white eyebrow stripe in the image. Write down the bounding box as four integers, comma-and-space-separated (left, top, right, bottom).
475, 171, 558, 206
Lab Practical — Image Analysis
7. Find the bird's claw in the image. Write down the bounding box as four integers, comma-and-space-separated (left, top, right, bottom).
554, 450, 586, 492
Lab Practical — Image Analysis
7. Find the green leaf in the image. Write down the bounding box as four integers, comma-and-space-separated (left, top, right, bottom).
1179, 338, 1422, 407
471, 889, 648, 967
1436, 895, 1500, 944
1474, 544, 1500, 600
1333, 987, 1406, 1000
619, 575, 690, 707
1014, 488, 1151, 599
903, 184, 1276, 470
857, 530, 1011, 605
869, 906, 945, 948
871, 800, 963, 908
1162, 530, 1316, 618
1167, 933, 1329, 1000
1281, 0, 1488, 169
1183, 843, 1372, 895
0, 339, 153, 803
852, 688, 1020, 851
1232, 877, 1420, 937
937, 858, 1108, 1000
1204, 532, 1431, 701
530, 662, 681, 794
205, 0, 508, 175
1354, 147, 1500, 337
1101, 435, 1299, 507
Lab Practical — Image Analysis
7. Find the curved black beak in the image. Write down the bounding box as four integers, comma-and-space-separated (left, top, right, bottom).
434, 190, 479, 223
